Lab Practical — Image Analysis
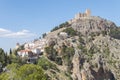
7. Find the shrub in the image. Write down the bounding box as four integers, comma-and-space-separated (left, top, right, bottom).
42, 33, 47, 38
101, 31, 107, 36
103, 46, 110, 57
0, 64, 46, 80
59, 22, 70, 28
37, 57, 58, 71
61, 46, 75, 66
16, 64, 46, 80
45, 46, 57, 61
79, 37, 84, 44
55, 57, 62, 65
109, 27, 120, 39
51, 22, 70, 32
51, 26, 59, 32
78, 45, 87, 54
63, 27, 77, 37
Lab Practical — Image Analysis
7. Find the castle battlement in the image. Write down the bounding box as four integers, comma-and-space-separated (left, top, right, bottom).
68, 9, 91, 24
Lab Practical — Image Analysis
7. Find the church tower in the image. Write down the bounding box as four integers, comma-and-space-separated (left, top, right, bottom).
15, 43, 20, 49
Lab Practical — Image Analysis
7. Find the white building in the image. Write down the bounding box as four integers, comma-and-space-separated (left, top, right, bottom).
24, 42, 35, 50
17, 50, 32, 57
31, 48, 41, 54
24, 39, 47, 50
19, 38, 47, 58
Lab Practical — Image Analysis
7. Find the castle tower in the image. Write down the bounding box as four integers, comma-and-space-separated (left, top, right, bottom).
68, 9, 91, 24
75, 13, 80, 19
85, 9, 91, 17
15, 43, 20, 49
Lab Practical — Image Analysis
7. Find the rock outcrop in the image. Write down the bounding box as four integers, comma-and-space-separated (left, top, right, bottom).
71, 16, 116, 35
72, 49, 81, 80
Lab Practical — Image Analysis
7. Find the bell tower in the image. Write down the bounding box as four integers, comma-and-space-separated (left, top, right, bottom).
15, 43, 20, 49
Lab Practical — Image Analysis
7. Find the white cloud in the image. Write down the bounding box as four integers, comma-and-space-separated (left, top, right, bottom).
0, 28, 11, 34
0, 28, 36, 38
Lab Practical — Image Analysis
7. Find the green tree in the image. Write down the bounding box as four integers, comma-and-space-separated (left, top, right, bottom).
0, 72, 9, 80
109, 27, 120, 39
0, 64, 46, 80
37, 57, 58, 71
59, 22, 70, 28
9, 48, 12, 55
62, 47, 74, 65
0, 63, 20, 80
16, 64, 46, 80
45, 46, 57, 61
51, 22, 70, 32
0, 48, 6, 66
51, 26, 59, 32
42, 33, 47, 38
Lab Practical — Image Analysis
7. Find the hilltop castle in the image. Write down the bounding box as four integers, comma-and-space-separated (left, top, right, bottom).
68, 9, 91, 24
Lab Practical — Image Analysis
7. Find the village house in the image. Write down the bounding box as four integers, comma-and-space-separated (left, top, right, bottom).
17, 50, 33, 58
31, 48, 41, 54
24, 39, 47, 51
17, 49, 39, 64
17, 48, 42, 57
24, 42, 35, 50
17, 38, 47, 63
34, 39, 47, 48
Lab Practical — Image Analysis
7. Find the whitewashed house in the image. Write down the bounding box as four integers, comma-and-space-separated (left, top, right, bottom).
17, 50, 32, 57
31, 48, 41, 54
24, 42, 35, 50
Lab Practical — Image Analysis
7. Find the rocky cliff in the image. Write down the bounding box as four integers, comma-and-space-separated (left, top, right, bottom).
42, 14, 120, 80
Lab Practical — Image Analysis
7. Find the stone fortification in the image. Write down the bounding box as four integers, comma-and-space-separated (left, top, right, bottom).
68, 9, 91, 24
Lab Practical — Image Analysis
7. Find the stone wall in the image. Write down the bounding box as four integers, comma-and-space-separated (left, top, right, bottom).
68, 9, 91, 24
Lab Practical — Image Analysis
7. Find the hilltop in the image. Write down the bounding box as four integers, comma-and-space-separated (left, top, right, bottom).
1, 10, 120, 80
42, 10, 120, 80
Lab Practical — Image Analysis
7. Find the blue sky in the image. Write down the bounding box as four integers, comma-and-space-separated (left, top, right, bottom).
0, 0, 120, 52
